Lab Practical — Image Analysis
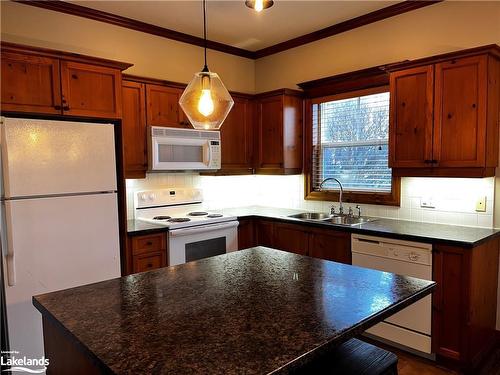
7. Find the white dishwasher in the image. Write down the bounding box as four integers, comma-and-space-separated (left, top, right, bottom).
351, 234, 433, 355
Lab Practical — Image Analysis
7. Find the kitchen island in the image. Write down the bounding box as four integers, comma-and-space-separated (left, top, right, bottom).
33, 247, 435, 374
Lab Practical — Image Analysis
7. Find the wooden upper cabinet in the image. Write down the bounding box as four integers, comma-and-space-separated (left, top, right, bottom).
217, 96, 254, 174
255, 90, 303, 175
60, 61, 123, 119
433, 56, 487, 168
146, 84, 190, 128
1, 43, 131, 119
389, 66, 434, 168
122, 81, 147, 179
388, 46, 500, 177
1, 51, 62, 114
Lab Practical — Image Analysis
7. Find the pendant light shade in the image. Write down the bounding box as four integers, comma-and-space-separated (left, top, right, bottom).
179, 71, 234, 130
245, 0, 274, 12
179, 0, 234, 130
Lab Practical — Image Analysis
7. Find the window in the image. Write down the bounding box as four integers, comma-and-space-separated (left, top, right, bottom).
305, 86, 400, 205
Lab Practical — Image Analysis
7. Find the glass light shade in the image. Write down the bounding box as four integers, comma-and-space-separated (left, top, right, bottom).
179, 71, 234, 130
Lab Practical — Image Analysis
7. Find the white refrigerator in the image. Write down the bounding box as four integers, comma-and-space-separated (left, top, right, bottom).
0, 117, 121, 365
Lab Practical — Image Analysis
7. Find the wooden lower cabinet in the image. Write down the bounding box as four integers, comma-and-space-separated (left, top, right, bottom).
308, 228, 351, 264
432, 238, 499, 372
273, 222, 309, 255
238, 218, 351, 264
127, 232, 167, 274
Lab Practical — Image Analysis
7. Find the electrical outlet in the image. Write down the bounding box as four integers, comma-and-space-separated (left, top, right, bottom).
476, 196, 487, 212
420, 197, 435, 208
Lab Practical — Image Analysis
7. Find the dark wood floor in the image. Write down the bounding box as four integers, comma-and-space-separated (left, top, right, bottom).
360, 339, 500, 375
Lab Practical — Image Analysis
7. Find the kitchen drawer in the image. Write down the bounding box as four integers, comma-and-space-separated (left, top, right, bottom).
131, 233, 166, 255
133, 251, 166, 273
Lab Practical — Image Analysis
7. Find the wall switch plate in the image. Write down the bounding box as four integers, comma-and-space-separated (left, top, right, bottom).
476, 196, 487, 212
420, 197, 435, 208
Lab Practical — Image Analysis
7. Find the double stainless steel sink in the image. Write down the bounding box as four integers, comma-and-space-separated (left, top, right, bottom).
287, 212, 377, 226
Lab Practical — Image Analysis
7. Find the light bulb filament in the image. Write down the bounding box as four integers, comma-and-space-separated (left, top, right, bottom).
198, 89, 214, 117
255, 0, 264, 12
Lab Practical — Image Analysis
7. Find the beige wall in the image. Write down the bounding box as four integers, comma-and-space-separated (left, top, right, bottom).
0, 1, 255, 93
255, 1, 500, 92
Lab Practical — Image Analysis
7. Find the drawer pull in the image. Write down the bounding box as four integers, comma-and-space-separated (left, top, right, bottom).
147, 263, 153, 268
63, 106, 70, 111
146, 241, 153, 245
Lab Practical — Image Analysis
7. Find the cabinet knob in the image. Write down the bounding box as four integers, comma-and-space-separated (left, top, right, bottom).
447, 113, 452, 119
147, 263, 153, 268
72, 74, 78, 79
54, 105, 62, 110
63, 106, 70, 111
472, 103, 476, 109
146, 241, 153, 245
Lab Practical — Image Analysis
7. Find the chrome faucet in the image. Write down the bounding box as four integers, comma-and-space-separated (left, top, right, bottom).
319, 178, 344, 216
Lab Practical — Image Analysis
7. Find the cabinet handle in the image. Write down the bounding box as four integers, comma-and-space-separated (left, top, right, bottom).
431, 160, 438, 164
63, 106, 70, 111
424, 160, 432, 164
146, 241, 153, 245
147, 263, 153, 268
54, 105, 62, 110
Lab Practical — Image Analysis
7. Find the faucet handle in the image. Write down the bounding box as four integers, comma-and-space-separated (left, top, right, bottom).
348, 206, 353, 217
330, 205, 336, 215
356, 205, 361, 218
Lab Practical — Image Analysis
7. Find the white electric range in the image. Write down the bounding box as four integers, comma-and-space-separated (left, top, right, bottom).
135, 188, 238, 266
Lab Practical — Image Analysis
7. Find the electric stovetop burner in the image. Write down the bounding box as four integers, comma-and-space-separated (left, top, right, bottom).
207, 214, 223, 218
168, 218, 191, 223
153, 216, 171, 220
188, 211, 209, 216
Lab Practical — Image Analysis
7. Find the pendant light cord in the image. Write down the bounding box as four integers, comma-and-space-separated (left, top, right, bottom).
202, 0, 209, 72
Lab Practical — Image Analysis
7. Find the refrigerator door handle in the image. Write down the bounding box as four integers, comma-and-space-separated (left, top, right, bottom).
4, 202, 16, 286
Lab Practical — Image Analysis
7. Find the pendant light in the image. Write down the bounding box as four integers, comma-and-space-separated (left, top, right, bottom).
179, 0, 234, 130
245, 0, 274, 12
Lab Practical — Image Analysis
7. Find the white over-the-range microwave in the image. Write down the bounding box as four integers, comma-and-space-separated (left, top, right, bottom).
148, 126, 221, 171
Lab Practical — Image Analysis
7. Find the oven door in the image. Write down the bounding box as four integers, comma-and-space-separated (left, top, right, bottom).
168, 221, 238, 266
150, 136, 212, 171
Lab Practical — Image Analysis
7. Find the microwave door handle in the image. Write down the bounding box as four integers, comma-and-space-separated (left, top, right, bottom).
169, 221, 239, 237
203, 142, 211, 166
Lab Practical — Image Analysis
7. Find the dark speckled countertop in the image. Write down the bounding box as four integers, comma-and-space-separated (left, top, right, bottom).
128, 206, 500, 248
34, 247, 435, 375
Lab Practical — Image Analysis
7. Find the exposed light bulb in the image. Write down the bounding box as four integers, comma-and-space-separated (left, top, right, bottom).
198, 89, 214, 117
254, 0, 264, 12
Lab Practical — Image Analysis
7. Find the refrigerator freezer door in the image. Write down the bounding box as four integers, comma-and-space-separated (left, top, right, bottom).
1, 118, 117, 198
2, 193, 120, 362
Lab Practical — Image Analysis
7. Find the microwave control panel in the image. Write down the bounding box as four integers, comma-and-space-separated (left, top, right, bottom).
208, 140, 221, 168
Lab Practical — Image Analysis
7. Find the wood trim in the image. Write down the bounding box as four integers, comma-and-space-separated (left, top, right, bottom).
123, 74, 255, 99
254, 88, 304, 99
13, 0, 255, 59
13, 1, 444, 60
1, 41, 132, 70
298, 66, 391, 98
253, 0, 444, 58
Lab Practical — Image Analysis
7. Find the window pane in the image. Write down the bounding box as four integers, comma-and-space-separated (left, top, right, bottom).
312, 91, 391, 193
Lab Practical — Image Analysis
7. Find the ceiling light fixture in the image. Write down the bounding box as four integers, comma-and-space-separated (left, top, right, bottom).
179, 0, 234, 130
245, 0, 274, 12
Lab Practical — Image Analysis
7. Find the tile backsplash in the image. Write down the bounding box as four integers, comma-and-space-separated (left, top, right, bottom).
126, 174, 494, 228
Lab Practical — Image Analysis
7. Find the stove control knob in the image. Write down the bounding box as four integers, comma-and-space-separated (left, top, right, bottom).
140, 194, 147, 201
148, 193, 155, 201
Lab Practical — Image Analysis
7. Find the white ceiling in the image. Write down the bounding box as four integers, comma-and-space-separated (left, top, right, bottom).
69, 1, 399, 51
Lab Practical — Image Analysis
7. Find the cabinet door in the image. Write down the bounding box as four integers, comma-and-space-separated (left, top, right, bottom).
389, 66, 434, 168
60, 61, 122, 119
273, 222, 308, 255
256, 220, 274, 248
219, 97, 254, 174
146, 84, 189, 128
122, 81, 147, 178
257, 96, 284, 170
309, 228, 351, 264
238, 218, 256, 250
1, 52, 62, 114
433, 56, 487, 168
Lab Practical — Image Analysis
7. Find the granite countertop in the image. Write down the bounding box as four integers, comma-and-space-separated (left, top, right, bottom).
33, 247, 435, 375
128, 206, 500, 247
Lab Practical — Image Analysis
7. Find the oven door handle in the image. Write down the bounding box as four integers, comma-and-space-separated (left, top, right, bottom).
169, 221, 239, 237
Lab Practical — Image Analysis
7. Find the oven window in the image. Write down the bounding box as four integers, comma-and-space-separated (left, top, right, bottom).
185, 237, 226, 262
158, 144, 203, 163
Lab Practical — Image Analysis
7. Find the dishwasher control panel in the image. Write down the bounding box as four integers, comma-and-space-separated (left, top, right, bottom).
351, 234, 432, 266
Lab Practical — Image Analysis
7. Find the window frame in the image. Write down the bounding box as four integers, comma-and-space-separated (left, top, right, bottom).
304, 85, 401, 206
